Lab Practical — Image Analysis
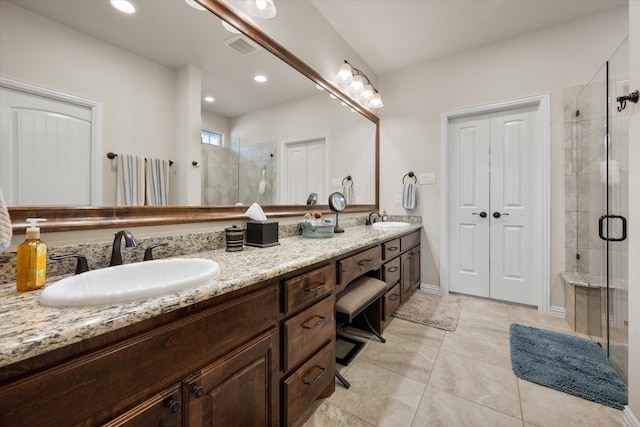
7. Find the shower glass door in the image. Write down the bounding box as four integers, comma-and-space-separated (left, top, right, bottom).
574, 38, 628, 384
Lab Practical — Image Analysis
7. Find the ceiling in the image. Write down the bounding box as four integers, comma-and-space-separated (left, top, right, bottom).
311, 0, 628, 76
5, 0, 628, 117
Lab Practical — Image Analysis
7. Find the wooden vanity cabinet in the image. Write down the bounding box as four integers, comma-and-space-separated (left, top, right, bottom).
104, 384, 183, 427
0, 284, 279, 427
281, 263, 337, 427
401, 239, 421, 302
184, 329, 279, 427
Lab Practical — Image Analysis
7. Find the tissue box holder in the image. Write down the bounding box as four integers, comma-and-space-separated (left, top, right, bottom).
245, 220, 279, 247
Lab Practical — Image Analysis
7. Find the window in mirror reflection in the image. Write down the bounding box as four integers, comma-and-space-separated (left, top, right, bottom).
201, 130, 223, 147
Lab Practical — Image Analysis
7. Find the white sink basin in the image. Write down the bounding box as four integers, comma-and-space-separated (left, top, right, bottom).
372, 221, 411, 231
40, 258, 220, 307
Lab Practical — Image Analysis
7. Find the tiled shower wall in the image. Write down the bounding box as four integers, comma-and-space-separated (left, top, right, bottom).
201, 138, 277, 206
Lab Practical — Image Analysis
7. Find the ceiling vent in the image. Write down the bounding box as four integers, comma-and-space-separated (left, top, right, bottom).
224, 35, 260, 56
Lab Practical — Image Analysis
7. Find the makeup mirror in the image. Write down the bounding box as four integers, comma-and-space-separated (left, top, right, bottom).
328, 192, 346, 233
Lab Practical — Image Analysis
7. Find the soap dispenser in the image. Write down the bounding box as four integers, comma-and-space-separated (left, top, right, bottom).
16, 218, 47, 292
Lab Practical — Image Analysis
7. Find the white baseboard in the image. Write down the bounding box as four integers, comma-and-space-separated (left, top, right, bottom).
548, 305, 566, 318
419, 283, 441, 294
624, 406, 640, 427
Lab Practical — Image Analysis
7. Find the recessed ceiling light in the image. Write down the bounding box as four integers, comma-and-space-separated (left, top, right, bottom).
222, 21, 241, 34
110, 0, 135, 14
204, 96, 214, 102
185, 0, 206, 11
254, 75, 267, 83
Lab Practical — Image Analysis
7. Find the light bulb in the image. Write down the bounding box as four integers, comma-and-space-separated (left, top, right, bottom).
337, 63, 353, 83
369, 93, 384, 108
361, 84, 373, 99
349, 75, 364, 92
110, 0, 135, 14
244, 0, 277, 19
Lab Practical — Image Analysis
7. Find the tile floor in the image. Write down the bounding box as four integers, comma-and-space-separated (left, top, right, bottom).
302, 293, 624, 427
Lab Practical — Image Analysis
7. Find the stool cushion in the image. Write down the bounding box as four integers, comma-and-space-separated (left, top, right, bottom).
336, 276, 386, 316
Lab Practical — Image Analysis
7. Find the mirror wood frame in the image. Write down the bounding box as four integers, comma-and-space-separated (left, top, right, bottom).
8, 0, 380, 233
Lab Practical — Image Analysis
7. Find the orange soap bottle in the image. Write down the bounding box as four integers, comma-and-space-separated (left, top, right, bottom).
16, 218, 47, 292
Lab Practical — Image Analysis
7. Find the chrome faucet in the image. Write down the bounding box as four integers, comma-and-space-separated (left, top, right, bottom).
110, 230, 137, 266
366, 211, 381, 225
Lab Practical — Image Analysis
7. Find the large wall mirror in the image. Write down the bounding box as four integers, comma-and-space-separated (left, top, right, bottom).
1, 0, 378, 232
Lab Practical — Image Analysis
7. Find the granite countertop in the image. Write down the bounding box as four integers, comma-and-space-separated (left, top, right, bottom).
0, 224, 421, 369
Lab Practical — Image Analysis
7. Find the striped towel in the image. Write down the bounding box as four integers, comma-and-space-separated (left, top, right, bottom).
402, 181, 416, 210
343, 180, 354, 205
0, 188, 12, 250
116, 154, 145, 206
145, 158, 171, 206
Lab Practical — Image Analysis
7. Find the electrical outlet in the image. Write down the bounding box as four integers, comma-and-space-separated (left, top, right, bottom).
419, 173, 436, 185
331, 178, 342, 188
395, 194, 402, 205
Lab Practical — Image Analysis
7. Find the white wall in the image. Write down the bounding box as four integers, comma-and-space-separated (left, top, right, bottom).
378, 6, 629, 306
229, 92, 377, 205
627, 0, 639, 418
0, 2, 181, 205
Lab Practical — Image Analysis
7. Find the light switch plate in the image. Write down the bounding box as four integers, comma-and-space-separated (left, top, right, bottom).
419, 173, 436, 185
395, 194, 402, 205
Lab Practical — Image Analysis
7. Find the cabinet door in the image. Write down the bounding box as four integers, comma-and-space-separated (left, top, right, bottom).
410, 246, 421, 289
184, 329, 279, 427
104, 384, 182, 427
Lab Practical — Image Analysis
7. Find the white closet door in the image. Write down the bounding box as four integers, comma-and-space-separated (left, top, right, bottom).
283, 138, 326, 205
448, 115, 491, 298
448, 107, 539, 306
0, 87, 92, 206
489, 107, 539, 305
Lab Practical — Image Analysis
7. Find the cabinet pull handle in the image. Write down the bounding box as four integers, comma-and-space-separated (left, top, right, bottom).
387, 246, 399, 252
305, 281, 326, 292
192, 385, 204, 399
388, 294, 399, 301
387, 266, 399, 273
302, 315, 326, 329
357, 259, 372, 266
302, 366, 326, 385
164, 397, 180, 414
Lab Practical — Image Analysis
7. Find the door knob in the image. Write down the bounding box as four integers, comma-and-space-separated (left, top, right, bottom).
472, 212, 487, 218
493, 212, 510, 218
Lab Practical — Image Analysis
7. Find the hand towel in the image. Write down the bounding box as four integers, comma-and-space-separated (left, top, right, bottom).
402, 181, 416, 210
343, 180, 354, 205
0, 188, 12, 250
145, 157, 171, 206
117, 154, 145, 206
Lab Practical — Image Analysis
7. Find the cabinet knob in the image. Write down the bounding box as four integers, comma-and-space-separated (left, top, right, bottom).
192, 385, 204, 399
163, 397, 180, 414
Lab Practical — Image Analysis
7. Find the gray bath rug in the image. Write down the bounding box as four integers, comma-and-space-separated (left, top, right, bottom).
510, 323, 627, 410
392, 291, 462, 331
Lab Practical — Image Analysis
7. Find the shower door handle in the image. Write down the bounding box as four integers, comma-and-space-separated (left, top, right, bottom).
598, 215, 627, 242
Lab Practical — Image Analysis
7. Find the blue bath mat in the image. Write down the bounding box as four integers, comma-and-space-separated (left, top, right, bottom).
510, 323, 627, 410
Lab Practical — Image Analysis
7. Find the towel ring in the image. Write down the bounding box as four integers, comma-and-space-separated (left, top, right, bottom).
342, 175, 352, 186
402, 172, 416, 184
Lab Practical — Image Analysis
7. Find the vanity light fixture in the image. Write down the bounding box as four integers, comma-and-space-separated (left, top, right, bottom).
335, 60, 384, 109
254, 75, 268, 83
110, 0, 135, 14
244, 0, 277, 19
204, 96, 215, 102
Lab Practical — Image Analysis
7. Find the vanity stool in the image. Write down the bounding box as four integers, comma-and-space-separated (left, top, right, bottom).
335, 275, 387, 388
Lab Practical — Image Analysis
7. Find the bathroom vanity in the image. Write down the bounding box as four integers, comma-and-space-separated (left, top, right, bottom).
0, 225, 421, 426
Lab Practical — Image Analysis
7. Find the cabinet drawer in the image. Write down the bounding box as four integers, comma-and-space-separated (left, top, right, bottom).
284, 263, 335, 315
283, 342, 334, 427
382, 257, 401, 290
384, 283, 402, 321
401, 230, 420, 251
283, 296, 335, 372
382, 238, 400, 260
338, 246, 382, 288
